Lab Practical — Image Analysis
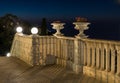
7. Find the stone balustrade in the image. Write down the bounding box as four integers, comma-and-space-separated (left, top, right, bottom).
82, 38, 120, 83
10, 33, 120, 82
10, 18, 120, 83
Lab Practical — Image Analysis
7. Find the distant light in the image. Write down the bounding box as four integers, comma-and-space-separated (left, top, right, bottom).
31, 27, 38, 34
16, 26, 23, 33
6, 53, 11, 57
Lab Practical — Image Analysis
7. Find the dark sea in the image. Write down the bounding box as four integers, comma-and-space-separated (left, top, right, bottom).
48, 20, 120, 41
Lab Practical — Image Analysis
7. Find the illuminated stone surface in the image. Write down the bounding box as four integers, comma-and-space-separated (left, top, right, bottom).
0, 57, 104, 83
10, 33, 120, 83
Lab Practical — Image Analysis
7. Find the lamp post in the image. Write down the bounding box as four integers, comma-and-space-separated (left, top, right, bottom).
73, 17, 90, 39
51, 21, 65, 36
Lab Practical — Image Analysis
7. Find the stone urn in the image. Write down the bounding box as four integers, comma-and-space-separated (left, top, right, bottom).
51, 21, 65, 36
73, 17, 90, 38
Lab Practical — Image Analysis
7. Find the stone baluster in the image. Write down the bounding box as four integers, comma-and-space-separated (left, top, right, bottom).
92, 46, 95, 67
116, 46, 120, 76
96, 43, 101, 69
57, 39, 61, 65
86, 43, 91, 67
111, 47, 115, 74
83, 43, 87, 66
64, 40, 68, 67
106, 47, 111, 72
96, 47, 100, 69
101, 45, 105, 70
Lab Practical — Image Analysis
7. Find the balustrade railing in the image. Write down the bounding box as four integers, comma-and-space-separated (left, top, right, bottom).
10, 19, 120, 82
83, 39, 120, 75
11, 34, 120, 75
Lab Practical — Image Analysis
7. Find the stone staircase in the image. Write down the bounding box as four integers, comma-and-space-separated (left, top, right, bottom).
0, 57, 104, 83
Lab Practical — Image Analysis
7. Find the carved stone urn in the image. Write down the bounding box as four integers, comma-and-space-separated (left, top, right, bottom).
73, 17, 90, 38
51, 21, 65, 36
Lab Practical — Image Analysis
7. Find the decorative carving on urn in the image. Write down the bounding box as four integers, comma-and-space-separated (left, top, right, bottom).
51, 21, 65, 36
73, 17, 90, 38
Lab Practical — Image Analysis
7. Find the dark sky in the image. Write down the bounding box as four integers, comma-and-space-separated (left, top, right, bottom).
0, 0, 120, 21
0, 0, 120, 40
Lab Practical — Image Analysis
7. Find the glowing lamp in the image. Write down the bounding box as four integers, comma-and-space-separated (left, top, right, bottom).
16, 26, 23, 33
6, 53, 11, 57
31, 27, 38, 34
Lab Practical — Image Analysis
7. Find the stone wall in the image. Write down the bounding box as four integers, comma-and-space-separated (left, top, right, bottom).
10, 33, 33, 65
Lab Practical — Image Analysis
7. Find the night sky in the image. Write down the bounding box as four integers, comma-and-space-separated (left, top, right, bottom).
0, 0, 120, 40
0, 0, 120, 20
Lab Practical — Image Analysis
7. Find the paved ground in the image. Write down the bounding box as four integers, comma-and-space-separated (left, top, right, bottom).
0, 57, 104, 83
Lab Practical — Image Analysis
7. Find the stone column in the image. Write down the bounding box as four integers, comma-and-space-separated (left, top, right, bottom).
39, 37, 43, 65
106, 48, 111, 72
73, 39, 79, 73
116, 46, 120, 76
111, 48, 115, 74
31, 35, 38, 66
73, 39, 82, 74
